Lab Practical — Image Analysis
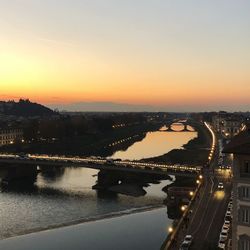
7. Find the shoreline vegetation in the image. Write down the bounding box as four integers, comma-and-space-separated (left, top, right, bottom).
1, 121, 162, 157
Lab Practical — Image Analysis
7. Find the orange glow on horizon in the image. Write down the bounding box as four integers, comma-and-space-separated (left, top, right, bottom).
1, 1, 250, 110
0, 25, 250, 110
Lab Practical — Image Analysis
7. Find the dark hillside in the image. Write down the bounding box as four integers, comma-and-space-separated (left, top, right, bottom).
0, 99, 55, 117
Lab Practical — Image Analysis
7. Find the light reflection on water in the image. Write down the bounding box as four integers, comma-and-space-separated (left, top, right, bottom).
0, 125, 196, 247
112, 125, 197, 160
0, 167, 172, 240
0, 208, 171, 250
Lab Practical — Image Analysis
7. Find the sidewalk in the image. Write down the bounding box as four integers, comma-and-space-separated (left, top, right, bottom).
168, 176, 208, 250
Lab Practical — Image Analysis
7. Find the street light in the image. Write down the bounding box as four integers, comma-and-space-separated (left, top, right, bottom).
189, 191, 194, 197
168, 227, 173, 233
181, 205, 187, 212
196, 180, 200, 184
199, 175, 203, 180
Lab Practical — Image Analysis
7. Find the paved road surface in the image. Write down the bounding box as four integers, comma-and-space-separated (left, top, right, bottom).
173, 142, 232, 250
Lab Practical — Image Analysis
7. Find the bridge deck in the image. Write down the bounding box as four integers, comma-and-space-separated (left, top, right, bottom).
0, 154, 202, 177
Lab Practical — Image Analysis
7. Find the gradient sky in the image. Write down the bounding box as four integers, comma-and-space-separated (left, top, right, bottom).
1, 0, 250, 111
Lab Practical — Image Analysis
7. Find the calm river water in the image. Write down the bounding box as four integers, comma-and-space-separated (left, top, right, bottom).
0, 124, 197, 250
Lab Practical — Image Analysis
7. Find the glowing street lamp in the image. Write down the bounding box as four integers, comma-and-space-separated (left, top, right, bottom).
199, 175, 203, 180
181, 205, 186, 212
189, 191, 194, 197
168, 227, 173, 233
196, 180, 200, 184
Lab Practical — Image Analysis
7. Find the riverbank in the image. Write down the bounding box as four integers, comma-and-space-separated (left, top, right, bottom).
1, 122, 163, 157
142, 121, 211, 166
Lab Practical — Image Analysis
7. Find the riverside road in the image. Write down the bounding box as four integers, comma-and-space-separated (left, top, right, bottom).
172, 144, 232, 249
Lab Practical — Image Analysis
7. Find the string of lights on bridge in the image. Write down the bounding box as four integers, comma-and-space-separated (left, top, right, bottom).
0, 154, 201, 174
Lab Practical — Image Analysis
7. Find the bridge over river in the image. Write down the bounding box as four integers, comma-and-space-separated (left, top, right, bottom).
0, 154, 202, 184
162, 120, 195, 132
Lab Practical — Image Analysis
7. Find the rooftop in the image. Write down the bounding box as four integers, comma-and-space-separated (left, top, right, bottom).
223, 125, 250, 155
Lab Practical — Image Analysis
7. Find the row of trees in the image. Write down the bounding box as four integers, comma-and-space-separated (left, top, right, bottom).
22, 113, 149, 141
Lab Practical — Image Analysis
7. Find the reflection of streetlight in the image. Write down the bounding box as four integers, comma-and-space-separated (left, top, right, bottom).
168, 227, 173, 233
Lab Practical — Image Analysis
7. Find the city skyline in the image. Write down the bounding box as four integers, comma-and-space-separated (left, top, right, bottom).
1, 0, 250, 111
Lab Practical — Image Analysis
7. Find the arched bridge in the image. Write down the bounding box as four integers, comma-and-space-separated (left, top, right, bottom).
0, 154, 202, 182
161, 120, 195, 132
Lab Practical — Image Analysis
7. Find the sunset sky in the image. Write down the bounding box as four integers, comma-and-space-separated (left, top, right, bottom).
1, 0, 250, 111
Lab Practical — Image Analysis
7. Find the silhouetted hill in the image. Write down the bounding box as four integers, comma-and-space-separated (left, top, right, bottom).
0, 99, 55, 117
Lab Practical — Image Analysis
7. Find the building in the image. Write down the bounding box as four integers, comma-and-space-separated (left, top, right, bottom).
0, 128, 23, 146
222, 118, 244, 139
212, 113, 244, 139
212, 114, 224, 133
223, 126, 250, 250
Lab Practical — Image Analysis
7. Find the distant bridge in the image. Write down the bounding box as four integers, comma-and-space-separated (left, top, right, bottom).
0, 154, 202, 183
161, 120, 195, 132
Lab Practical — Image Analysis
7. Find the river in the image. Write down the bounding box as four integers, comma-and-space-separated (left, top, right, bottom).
112, 124, 196, 160
0, 124, 197, 249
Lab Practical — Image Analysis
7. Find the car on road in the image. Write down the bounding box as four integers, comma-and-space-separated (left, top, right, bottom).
225, 214, 232, 222
106, 159, 115, 165
222, 224, 230, 232
220, 229, 228, 241
179, 241, 190, 250
226, 210, 232, 219
183, 235, 193, 244
18, 153, 30, 159
218, 239, 226, 249
179, 235, 193, 249
224, 220, 230, 227
218, 182, 224, 190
